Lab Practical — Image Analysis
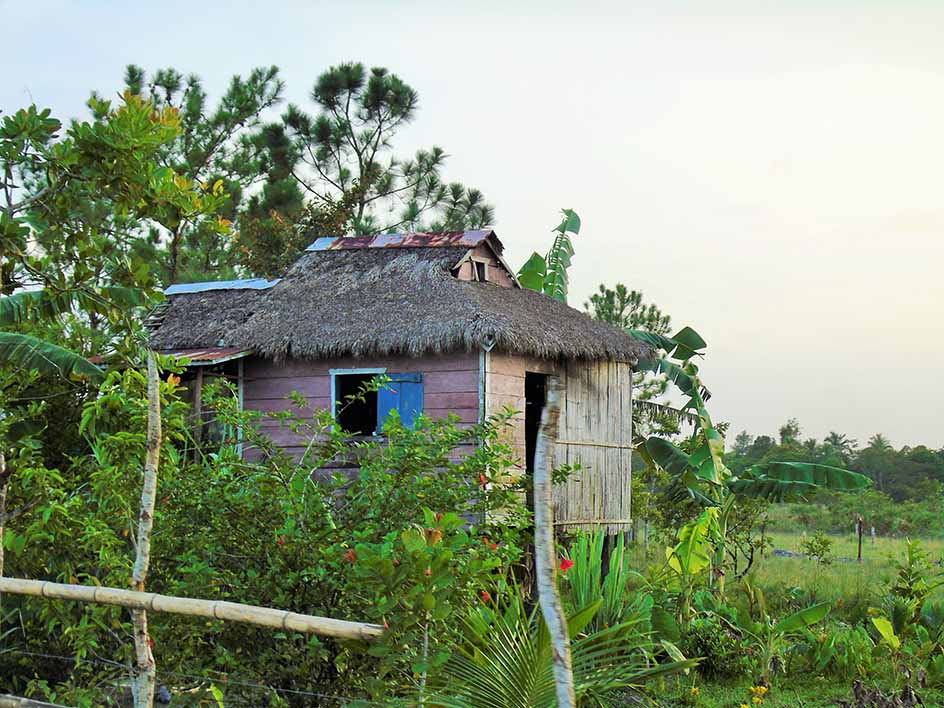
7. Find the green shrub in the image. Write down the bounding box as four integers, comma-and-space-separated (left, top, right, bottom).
680, 614, 753, 679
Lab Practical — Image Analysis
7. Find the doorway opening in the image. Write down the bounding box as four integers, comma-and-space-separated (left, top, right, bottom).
524, 372, 548, 474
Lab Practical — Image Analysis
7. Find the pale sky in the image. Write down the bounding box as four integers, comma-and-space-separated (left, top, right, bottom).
4, 1, 943, 447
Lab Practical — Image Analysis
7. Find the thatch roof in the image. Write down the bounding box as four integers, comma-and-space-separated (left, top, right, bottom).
150, 234, 650, 364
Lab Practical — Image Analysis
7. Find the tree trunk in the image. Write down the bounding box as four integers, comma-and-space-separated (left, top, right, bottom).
131, 352, 161, 708
532, 377, 575, 708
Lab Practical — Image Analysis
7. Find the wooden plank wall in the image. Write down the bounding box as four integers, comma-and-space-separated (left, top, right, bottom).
242, 352, 481, 459
555, 359, 633, 536
485, 352, 558, 467
486, 353, 633, 536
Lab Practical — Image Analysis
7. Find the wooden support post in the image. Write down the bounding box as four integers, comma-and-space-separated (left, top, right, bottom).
0, 577, 383, 641
532, 377, 575, 708
192, 366, 204, 451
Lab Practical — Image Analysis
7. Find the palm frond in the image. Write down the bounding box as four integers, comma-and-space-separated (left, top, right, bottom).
0, 332, 103, 380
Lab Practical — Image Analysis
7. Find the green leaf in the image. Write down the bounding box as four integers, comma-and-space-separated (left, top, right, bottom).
516, 252, 547, 293
556, 208, 581, 235
644, 437, 690, 476
871, 617, 901, 649
730, 462, 871, 501
773, 602, 830, 634
0, 332, 103, 380
624, 330, 676, 354
400, 528, 425, 552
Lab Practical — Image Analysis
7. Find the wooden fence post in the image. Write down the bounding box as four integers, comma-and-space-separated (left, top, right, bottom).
856, 515, 864, 563
131, 352, 161, 708
532, 377, 575, 708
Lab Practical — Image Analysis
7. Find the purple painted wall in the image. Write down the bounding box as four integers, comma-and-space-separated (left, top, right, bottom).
242, 351, 481, 458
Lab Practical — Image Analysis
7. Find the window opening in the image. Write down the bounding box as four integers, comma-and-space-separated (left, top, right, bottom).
335, 373, 379, 435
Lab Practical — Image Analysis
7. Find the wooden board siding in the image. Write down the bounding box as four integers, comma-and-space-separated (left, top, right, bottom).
485, 352, 559, 466
485, 352, 633, 536
242, 351, 481, 458
453, 244, 516, 287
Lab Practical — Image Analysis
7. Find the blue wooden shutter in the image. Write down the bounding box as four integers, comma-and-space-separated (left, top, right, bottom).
376, 372, 424, 430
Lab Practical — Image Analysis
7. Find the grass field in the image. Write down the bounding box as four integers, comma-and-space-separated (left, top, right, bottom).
769, 531, 944, 561
623, 533, 944, 705
648, 678, 944, 707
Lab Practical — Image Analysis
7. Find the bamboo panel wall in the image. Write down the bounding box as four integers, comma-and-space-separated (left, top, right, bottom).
485, 353, 633, 536
554, 359, 633, 536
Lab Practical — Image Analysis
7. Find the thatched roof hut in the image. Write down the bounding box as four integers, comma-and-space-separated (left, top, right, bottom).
151, 230, 647, 535
150, 231, 649, 364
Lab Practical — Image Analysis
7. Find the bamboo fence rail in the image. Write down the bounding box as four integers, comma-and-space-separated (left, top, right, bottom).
0, 695, 71, 708
0, 578, 383, 641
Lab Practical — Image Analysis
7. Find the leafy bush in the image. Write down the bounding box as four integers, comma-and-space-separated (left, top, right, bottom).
1, 369, 530, 705
680, 614, 751, 679
800, 531, 835, 565
792, 624, 875, 679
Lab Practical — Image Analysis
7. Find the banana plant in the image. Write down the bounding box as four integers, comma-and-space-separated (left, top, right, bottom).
634, 327, 871, 594
517, 209, 581, 303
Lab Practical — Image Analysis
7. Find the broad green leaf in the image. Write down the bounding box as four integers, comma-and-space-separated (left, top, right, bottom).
871, 617, 900, 649
773, 602, 830, 634
669, 326, 706, 360
753, 461, 871, 491
730, 462, 871, 501
624, 329, 676, 355
556, 208, 581, 235
668, 508, 717, 576
400, 528, 425, 552
644, 437, 690, 476
0, 332, 103, 380
516, 252, 547, 292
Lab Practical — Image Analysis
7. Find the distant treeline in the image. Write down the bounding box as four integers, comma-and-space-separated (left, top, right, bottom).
728, 420, 944, 537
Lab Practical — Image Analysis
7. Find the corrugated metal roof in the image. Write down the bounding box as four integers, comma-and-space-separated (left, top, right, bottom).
156, 347, 251, 365
165, 278, 281, 296
306, 231, 494, 252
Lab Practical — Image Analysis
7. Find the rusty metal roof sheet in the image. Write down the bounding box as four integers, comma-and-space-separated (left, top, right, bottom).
306, 230, 496, 252
155, 347, 251, 365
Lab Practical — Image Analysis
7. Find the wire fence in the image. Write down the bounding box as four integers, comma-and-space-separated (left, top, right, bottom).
4, 649, 400, 707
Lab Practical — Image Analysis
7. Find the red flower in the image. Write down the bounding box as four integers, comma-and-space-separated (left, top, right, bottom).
425, 566, 431, 577
490, 543, 498, 551
393, 558, 400, 567
383, 619, 390, 630
479, 474, 488, 487
560, 558, 574, 574
480, 590, 491, 603
344, 549, 357, 563
278, 535, 285, 547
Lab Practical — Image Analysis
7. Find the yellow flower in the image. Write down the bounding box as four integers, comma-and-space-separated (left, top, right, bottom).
750, 686, 769, 696
690, 686, 700, 696
753, 698, 764, 705
741, 704, 750, 708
